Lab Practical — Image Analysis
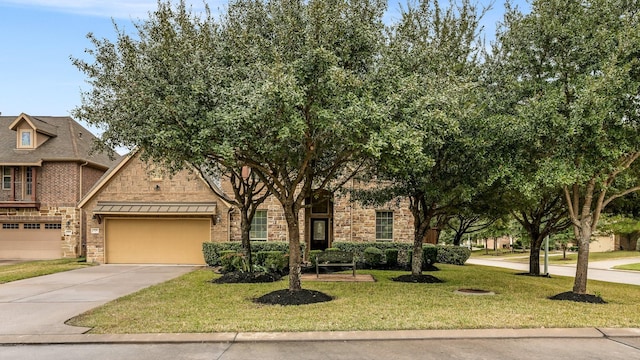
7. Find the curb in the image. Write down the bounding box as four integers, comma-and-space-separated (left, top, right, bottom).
2, 328, 638, 345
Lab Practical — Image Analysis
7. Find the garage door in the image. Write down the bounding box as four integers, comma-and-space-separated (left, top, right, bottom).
105, 218, 210, 264
0, 223, 61, 260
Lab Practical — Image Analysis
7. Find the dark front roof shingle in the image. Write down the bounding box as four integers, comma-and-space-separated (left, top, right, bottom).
0, 114, 120, 169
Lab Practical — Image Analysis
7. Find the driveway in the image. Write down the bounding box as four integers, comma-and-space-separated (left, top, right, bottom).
0, 265, 196, 335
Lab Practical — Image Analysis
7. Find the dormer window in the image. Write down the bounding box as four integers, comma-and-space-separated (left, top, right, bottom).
19, 129, 33, 148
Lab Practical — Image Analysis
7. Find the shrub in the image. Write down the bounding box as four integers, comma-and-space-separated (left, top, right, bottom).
259, 251, 288, 274
423, 245, 438, 265
436, 245, 471, 265
332, 242, 414, 266
407, 245, 438, 269
202, 241, 302, 266
385, 249, 399, 267
364, 247, 384, 268
220, 252, 249, 273
309, 250, 323, 266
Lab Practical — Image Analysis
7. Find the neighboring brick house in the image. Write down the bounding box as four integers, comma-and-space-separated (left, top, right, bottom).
0, 113, 120, 260
80, 150, 417, 264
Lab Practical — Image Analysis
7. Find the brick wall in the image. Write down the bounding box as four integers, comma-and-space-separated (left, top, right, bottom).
81, 165, 106, 196
39, 162, 80, 206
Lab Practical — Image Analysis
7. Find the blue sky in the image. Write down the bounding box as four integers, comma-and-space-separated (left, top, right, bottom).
0, 0, 529, 124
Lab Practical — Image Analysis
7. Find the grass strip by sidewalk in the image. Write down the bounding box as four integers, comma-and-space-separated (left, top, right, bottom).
489, 251, 640, 264
67, 264, 640, 334
0, 258, 93, 284
614, 263, 640, 271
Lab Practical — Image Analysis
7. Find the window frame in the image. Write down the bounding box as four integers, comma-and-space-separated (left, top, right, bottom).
249, 209, 268, 241
19, 129, 34, 148
2, 167, 11, 190
375, 211, 394, 241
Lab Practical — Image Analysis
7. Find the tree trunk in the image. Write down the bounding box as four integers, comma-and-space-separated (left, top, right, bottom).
452, 235, 461, 246
525, 228, 543, 276
284, 205, 303, 291
529, 244, 541, 276
411, 236, 423, 276
240, 210, 253, 270
572, 223, 591, 294
411, 221, 430, 276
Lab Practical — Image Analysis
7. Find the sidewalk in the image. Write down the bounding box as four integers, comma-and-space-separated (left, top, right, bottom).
1, 327, 640, 345
466, 256, 640, 286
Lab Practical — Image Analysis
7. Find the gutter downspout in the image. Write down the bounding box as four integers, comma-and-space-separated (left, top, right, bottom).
79, 161, 88, 257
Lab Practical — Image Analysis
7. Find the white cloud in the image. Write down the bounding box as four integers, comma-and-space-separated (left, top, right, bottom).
0, 0, 214, 19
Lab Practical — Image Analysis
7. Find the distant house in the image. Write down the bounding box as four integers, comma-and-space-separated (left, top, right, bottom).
0, 114, 119, 260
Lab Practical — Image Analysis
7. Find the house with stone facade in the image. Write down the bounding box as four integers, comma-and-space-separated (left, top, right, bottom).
79, 151, 417, 265
0, 113, 120, 260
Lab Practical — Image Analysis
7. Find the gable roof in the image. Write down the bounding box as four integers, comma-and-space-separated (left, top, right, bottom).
9, 113, 58, 137
0, 113, 120, 169
78, 150, 234, 209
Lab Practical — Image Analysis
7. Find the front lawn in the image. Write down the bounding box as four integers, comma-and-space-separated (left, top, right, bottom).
67, 264, 640, 334
0, 258, 93, 284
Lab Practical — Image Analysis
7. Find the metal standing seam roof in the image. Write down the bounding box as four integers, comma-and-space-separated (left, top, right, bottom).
93, 202, 217, 215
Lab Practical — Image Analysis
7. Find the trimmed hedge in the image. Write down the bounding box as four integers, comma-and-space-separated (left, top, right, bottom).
436, 245, 471, 265
202, 242, 294, 267
364, 247, 384, 268
385, 249, 399, 267
203, 241, 470, 267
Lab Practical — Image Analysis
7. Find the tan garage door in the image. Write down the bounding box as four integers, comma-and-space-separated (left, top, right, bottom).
0, 223, 61, 260
105, 218, 210, 264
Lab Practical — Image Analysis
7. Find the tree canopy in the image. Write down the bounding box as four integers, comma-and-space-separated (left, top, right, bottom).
73, 0, 388, 291
492, 0, 640, 293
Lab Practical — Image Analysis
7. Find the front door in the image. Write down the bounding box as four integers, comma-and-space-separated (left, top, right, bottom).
311, 218, 329, 250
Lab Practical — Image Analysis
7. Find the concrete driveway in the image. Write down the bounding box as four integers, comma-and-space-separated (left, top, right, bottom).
0, 265, 196, 335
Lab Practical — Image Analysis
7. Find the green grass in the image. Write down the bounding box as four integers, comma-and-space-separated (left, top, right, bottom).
0, 258, 93, 284
614, 263, 640, 271
67, 265, 640, 334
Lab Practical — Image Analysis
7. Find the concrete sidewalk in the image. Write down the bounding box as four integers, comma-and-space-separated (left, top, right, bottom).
466, 256, 640, 286
0, 265, 196, 335
1, 327, 640, 345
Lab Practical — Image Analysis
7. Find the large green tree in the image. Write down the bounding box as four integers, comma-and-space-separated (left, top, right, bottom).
73, 0, 387, 291
369, 0, 487, 276
493, 0, 640, 293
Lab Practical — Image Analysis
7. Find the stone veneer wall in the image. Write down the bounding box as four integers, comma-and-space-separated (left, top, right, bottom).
224, 179, 415, 246
82, 154, 230, 263
0, 206, 80, 258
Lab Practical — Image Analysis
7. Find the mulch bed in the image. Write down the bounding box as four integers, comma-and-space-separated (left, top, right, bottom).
548, 291, 607, 304
515, 272, 552, 278
392, 274, 444, 283
254, 289, 333, 306
212, 271, 282, 284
